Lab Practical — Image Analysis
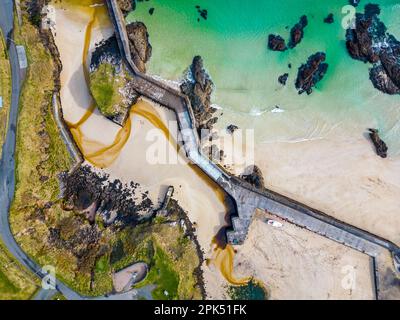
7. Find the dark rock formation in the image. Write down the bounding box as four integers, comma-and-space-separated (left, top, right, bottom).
60, 166, 153, 228
90, 36, 122, 71
345, 4, 400, 95
295, 52, 328, 95
227, 124, 239, 134
345, 13, 379, 63
349, 0, 361, 7
289, 15, 308, 48
369, 65, 400, 95
181, 56, 217, 132
126, 22, 152, 73
324, 13, 334, 24
368, 128, 388, 158
90, 36, 139, 125
268, 34, 287, 51
196, 6, 208, 20
278, 73, 289, 85
240, 165, 265, 190
117, 0, 134, 14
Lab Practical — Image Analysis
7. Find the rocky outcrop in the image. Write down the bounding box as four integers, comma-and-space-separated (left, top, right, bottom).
289, 15, 308, 49
227, 124, 239, 134
240, 165, 265, 190
369, 65, 400, 95
278, 73, 289, 85
368, 128, 388, 158
324, 13, 334, 24
268, 34, 287, 51
126, 22, 152, 73
90, 36, 139, 125
90, 35, 122, 70
345, 13, 379, 63
349, 0, 361, 7
181, 56, 217, 132
60, 166, 153, 228
116, 0, 135, 14
295, 52, 328, 94
346, 4, 400, 95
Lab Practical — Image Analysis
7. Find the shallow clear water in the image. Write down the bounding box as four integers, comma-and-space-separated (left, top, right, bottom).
127, 0, 400, 154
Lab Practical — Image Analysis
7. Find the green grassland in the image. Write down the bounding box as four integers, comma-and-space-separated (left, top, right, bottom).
8, 5, 90, 294
7, 1, 203, 299
111, 210, 203, 300
89, 62, 129, 118
0, 30, 11, 159
0, 240, 39, 300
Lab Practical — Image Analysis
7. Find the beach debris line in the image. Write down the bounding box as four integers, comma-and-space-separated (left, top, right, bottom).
368, 128, 388, 158
295, 52, 328, 95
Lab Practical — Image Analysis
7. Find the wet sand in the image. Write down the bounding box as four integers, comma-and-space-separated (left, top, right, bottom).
253, 135, 400, 247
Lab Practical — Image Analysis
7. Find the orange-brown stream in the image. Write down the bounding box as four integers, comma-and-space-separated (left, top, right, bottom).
64, 1, 132, 168
60, 0, 250, 286
210, 244, 251, 286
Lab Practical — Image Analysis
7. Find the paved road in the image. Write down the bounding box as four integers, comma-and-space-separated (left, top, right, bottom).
33, 288, 58, 301
0, 0, 83, 300
0, 2, 148, 301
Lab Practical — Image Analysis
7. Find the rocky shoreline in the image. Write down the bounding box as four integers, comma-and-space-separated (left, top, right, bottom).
346, 4, 400, 95
181, 56, 218, 134
59, 165, 154, 228
90, 36, 139, 125
126, 21, 152, 73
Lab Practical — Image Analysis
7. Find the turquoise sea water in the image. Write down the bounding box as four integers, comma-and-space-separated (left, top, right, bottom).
127, 0, 400, 154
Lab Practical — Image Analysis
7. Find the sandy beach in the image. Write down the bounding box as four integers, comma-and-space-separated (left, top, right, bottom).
235, 210, 375, 300
105, 99, 228, 253
205, 210, 375, 300
253, 134, 400, 246
53, 2, 121, 147
50, 0, 399, 300
52, 0, 228, 279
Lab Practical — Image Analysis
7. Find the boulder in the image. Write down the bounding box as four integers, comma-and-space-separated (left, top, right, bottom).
278, 73, 289, 85
295, 52, 328, 95
240, 165, 265, 190
181, 56, 217, 131
268, 34, 287, 51
324, 13, 334, 24
368, 129, 388, 158
289, 15, 308, 48
126, 22, 152, 73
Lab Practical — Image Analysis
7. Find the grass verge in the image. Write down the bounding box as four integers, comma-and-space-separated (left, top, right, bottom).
0, 239, 39, 300
0, 29, 11, 159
